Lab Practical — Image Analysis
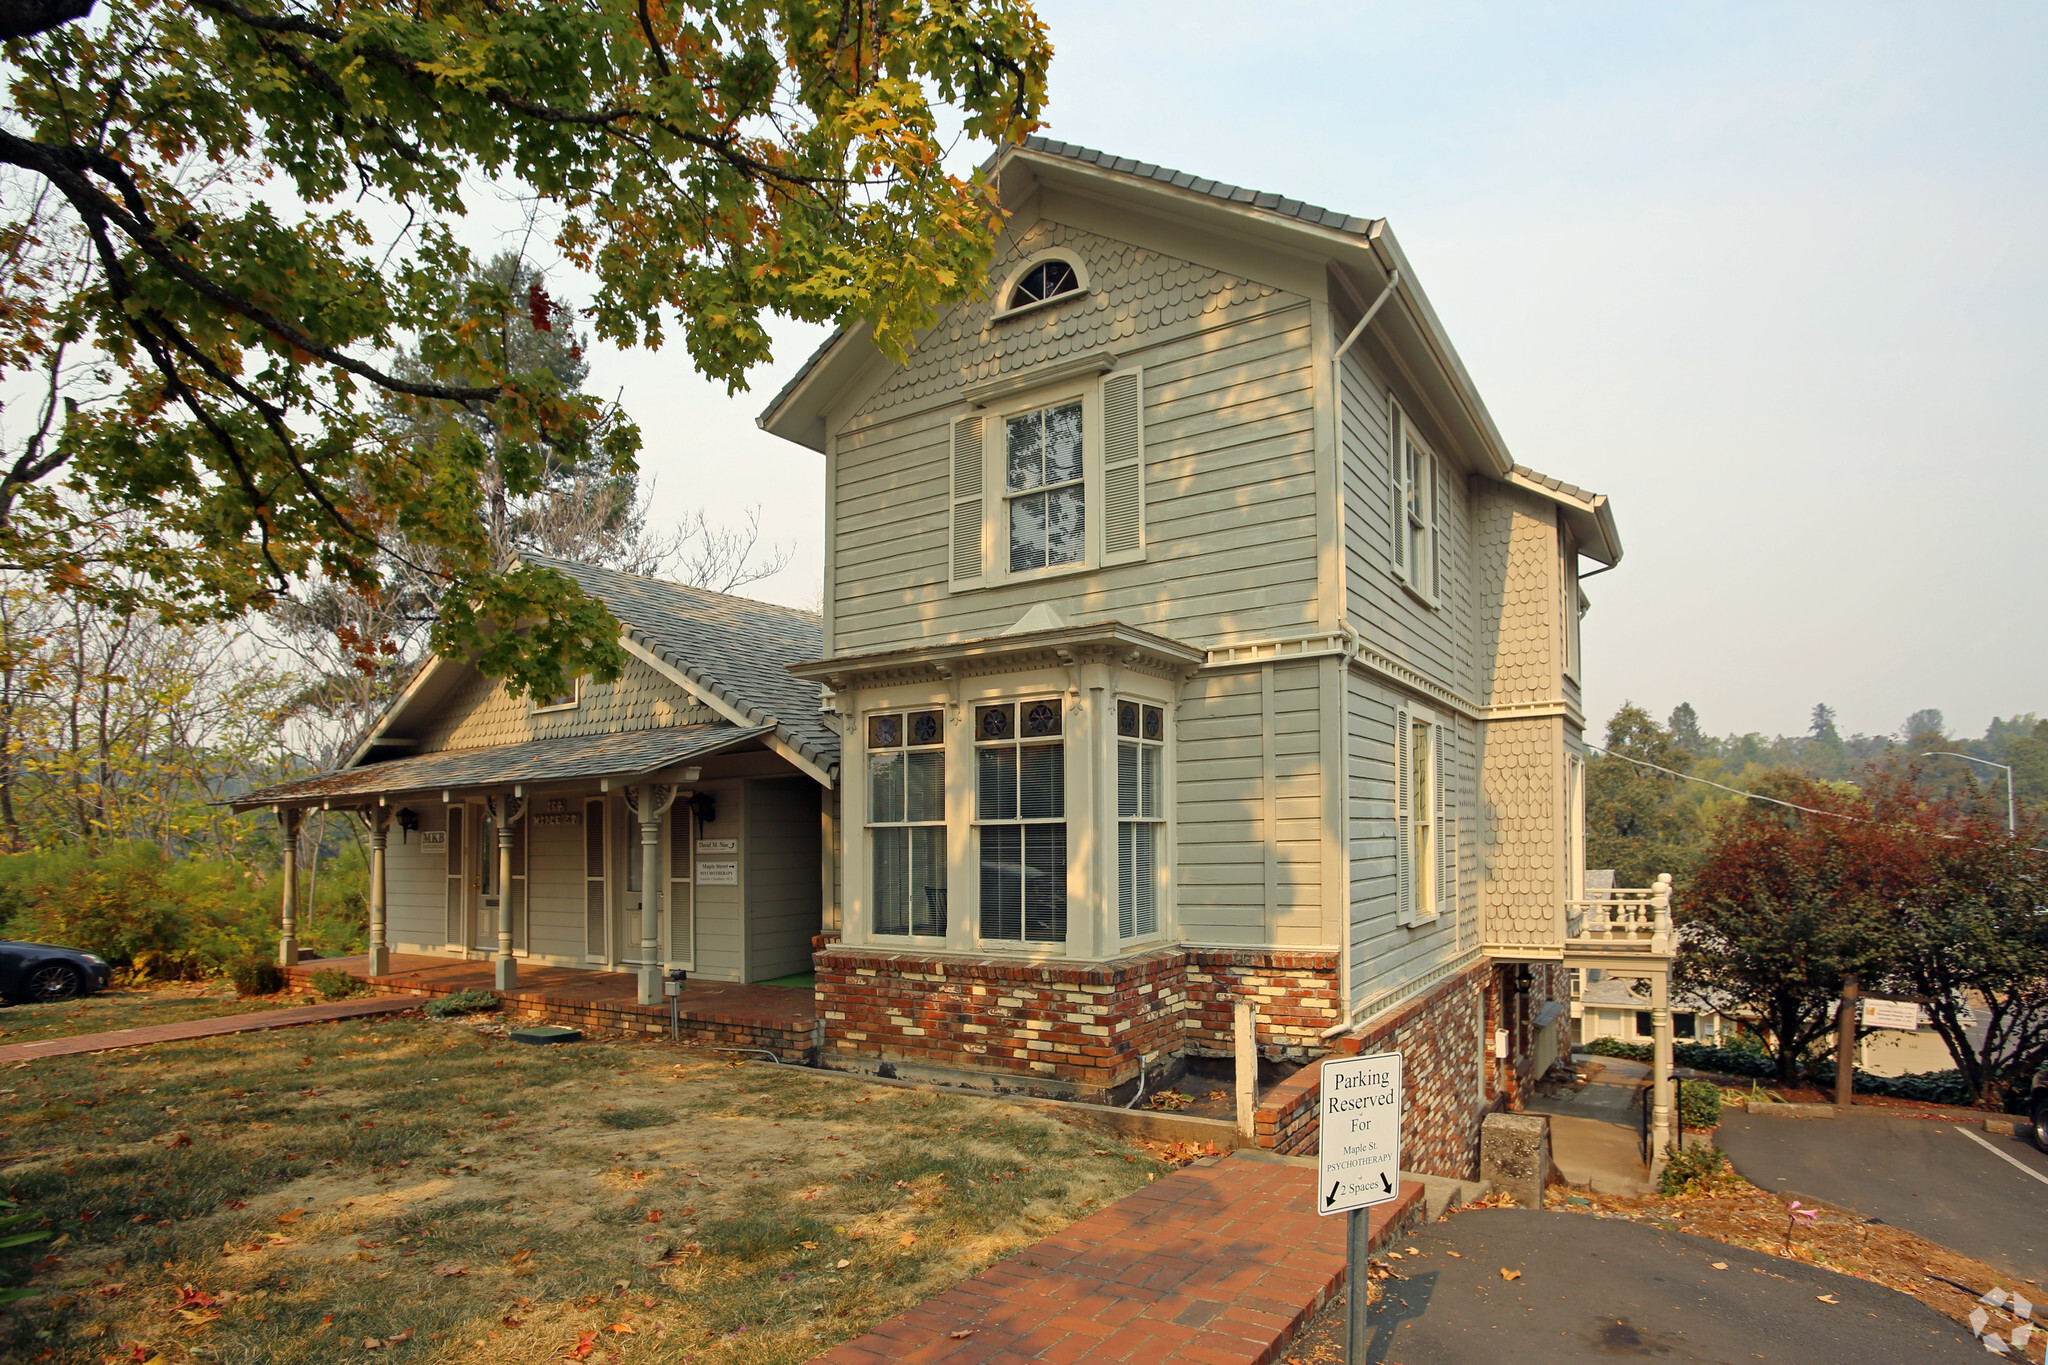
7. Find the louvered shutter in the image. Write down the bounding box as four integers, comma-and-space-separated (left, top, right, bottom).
1437, 720, 1456, 920
1394, 705, 1413, 927
584, 797, 607, 960
444, 807, 465, 947
949, 415, 984, 586
1389, 407, 1408, 580
1101, 370, 1144, 562
1431, 453, 1448, 603
666, 806, 694, 969
510, 807, 528, 953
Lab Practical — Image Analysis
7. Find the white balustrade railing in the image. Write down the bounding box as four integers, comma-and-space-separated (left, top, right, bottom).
1564, 872, 1674, 956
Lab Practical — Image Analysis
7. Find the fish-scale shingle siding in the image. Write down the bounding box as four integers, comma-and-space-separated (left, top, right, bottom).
413, 656, 717, 754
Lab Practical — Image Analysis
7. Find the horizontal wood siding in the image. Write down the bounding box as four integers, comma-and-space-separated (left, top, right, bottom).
744, 778, 823, 981
1346, 670, 1478, 1012
384, 811, 445, 950
525, 815, 587, 961
1338, 345, 1478, 704
1174, 660, 1322, 948
690, 781, 745, 982
831, 222, 1320, 654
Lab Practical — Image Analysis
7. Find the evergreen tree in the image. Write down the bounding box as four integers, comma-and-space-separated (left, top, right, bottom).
1586, 703, 1701, 886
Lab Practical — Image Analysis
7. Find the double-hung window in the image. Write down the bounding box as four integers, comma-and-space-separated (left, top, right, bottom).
976, 699, 1067, 943
868, 709, 947, 937
1116, 699, 1165, 939
1005, 402, 1086, 573
1395, 703, 1455, 925
1392, 417, 1440, 602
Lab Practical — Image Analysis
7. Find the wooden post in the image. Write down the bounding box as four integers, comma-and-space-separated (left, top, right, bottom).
1649, 968, 1674, 1169
1836, 974, 1859, 1108
367, 811, 389, 977
1234, 1000, 1258, 1140
495, 796, 522, 990
627, 784, 677, 1006
277, 806, 300, 967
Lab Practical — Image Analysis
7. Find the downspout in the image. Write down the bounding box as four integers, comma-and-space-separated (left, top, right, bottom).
1320, 267, 1401, 1043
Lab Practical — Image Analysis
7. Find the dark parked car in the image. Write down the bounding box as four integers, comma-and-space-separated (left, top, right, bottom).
0, 940, 111, 1005
2032, 1064, 2048, 1155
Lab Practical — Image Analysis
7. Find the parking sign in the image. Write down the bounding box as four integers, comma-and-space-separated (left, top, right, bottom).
1316, 1051, 1402, 1216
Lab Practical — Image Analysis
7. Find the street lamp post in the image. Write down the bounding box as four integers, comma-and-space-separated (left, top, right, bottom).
1926, 751, 2016, 834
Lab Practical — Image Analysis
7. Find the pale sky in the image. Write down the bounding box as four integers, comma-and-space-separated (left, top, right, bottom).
592, 1, 2047, 745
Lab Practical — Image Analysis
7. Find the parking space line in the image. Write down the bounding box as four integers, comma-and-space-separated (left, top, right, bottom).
1955, 1127, 2048, 1187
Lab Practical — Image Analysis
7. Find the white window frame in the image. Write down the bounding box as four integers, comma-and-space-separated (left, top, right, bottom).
1115, 698, 1168, 942
864, 707, 949, 942
1394, 701, 1450, 925
532, 676, 583, 715
1564, 751, 1586, 901
973, 696, 1069, 946
984, 376, 1100, 587
1559, 527, 1581, 683
1391, 410, 1442, 607
992, 249, 1092, 322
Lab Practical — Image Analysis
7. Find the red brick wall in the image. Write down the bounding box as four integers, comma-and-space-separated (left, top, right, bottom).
815, 946, 1189, 1100
1182, 950, 1340, 1058
813, 946, 1336, 1102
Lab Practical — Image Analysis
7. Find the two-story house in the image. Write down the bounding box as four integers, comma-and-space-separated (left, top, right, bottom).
760, 139, 1644, 1173
247, 140, 1669, 1178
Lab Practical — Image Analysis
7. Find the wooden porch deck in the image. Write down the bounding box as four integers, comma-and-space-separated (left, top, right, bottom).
286, 953, 821, 1059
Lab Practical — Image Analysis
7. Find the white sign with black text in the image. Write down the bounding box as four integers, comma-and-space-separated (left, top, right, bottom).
1862, 998, 1921, 1031
695, 860, 738, 886
1316, 1051, 1402, 1217
696, 838, 738, 855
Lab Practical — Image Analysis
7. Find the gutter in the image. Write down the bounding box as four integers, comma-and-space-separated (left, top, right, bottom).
1320, 266, 1400, 1043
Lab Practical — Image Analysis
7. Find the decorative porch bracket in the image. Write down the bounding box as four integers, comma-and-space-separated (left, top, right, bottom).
624, 783, 679, 1005
494, 796, 525, 989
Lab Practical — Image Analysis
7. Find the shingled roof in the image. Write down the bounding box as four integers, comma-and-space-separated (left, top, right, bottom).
524, 555, 837, 774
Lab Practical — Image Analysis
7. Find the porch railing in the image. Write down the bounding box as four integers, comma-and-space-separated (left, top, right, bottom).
1564, 873, 1674, 957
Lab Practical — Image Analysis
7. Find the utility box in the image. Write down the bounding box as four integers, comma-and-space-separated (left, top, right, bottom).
1481, 1112, 1551, 1209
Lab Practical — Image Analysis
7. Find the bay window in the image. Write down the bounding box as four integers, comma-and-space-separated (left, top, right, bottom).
975, 699, 1067, 943
868, 708, 947, 937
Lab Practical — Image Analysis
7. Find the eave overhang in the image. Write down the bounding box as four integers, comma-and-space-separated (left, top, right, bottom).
788, 620, 1206, 693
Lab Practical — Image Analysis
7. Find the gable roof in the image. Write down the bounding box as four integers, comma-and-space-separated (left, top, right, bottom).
1509, 465, 1622, 566
1018, 137, 1380, 236
524, 555, 836, 775
343, 557, 837, 786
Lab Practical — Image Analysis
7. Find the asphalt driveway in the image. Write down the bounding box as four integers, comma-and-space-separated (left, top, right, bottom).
1718, 1107, 2048, 1286
1354, 1207, 1981, 1363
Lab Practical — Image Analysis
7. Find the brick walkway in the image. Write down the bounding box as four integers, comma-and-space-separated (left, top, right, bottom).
812, 1152, 1424, 1365
0, 995, 418, 1064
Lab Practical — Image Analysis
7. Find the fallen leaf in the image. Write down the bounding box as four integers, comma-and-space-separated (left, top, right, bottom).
508, 1248, 532, 1265
898, 1233, 916, 1248
836, 1259, 852, 1269
276, 1210, 303, 1225
362, 1338, 382, 1351
429, 1263, 469, 1278
1445, 1251, 1462, 1259
1816, 1294, 1839, 1304
1710, 1262, 1728, 1271
1500, 1268, 1521, 1281
168, 1133, 192, 1148
643, 1210, 663, 1224
949, 1329, 974, 1339
608, 1322, 635, 1334
501, 1316, 524, 1328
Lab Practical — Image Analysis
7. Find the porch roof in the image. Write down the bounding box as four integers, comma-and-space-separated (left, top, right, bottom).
232, 723, 771, 811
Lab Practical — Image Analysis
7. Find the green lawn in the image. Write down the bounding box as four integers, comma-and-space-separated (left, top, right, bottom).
0, 986, 293, 1047
0, 1012, 1164, 1364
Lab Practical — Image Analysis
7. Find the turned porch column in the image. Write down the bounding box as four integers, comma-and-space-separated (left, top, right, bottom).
1649, 967, 1676, 1169
496, 796, 524, 989
625, 783, 677, 1005
367, 808, 390, 977
277, 806, 301, 966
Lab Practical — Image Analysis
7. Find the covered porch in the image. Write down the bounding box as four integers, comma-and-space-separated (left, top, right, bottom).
283, 951, 822, 1060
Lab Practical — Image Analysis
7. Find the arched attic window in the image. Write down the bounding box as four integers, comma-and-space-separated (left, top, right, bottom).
1007, 258, 1080, 310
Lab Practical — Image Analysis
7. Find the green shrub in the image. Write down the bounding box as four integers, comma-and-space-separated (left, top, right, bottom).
226, 958, 285, 997
423, 989, 499, 1019
308, 967, 366, 1001
1679, 1079, 1722, 1130
1853, 1068, 1975, 1106
1658, 1143, 1734, 1197
1583, 1036, 1776, 1079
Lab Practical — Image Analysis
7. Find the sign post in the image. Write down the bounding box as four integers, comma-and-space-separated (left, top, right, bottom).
1317, 1051, 1402, 1362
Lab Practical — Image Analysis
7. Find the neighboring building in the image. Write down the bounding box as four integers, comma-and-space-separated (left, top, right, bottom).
250, 140, 1668, 1179
1570, 969, 1732, 1046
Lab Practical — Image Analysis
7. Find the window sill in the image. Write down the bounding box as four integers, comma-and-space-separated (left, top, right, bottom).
1391, 573, 1441, 612
990, 287, 1092, 325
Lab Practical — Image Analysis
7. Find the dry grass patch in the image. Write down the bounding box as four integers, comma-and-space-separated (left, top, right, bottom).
0, 984, 292, 1048
0, 1014, 1166, 1363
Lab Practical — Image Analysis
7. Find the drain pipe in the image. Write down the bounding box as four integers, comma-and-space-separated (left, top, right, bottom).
1321, 266, 1402, 1044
